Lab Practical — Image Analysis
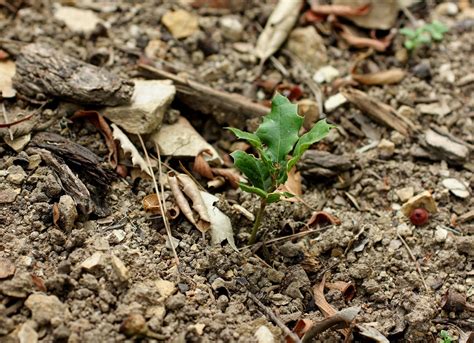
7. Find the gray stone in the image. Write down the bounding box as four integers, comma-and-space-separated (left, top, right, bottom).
58, 195, 77, 232
395, 187, 414, 202
25, 293, 67, 325
110, 255, 129, 282
104, 80, 175, 134
424, 129, 468, 164
0, 187, 20, 204
18, 321, 38, 343
456, 236, 474, 256
286, 26, 327, 71
165, 293, 186, 310
80, 252, 104, 271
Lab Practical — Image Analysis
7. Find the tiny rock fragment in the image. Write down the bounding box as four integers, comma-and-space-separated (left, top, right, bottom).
120, 313, 147, 336
286, 26, 327, 71
377, 139, 395, 158
458, 209, 474, 224
435, 2, 459, 16
313, 65, 340, 84
396, 187, 414, 202
424, 129, 469, 164
434, 226, 448, 243
418, 102, 451, 117
25, 293, 68, 325
397, 105, 417, 121
0, 258, 15, 279
153, 117, 222, 164
189, 323, 206, 336
110, 255, 129, 282
4, 134, 31, 152
6, 165, 27, 185
17, 321, 38, 343
254, 325, 275, 343
80, 252, 104, 271
442, 178, 470, 198
219, 16, 243, 41
0, 187, 21, 204
162, 9, 199, 39
54, 6, 102, 34
0, 59, 16, 98
104, 80, 175, 135
401, 191, 438, 218
155, 279, 176, 299
58, 194, 78, 232
333, 0, 399, 30
324, 93, 347, 112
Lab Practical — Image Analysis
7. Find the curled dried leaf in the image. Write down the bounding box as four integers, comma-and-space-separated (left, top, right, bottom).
333, 21, 395, 51
168, 171, 197, 227
71, 110, 119, 169
307, 211, 342, 226
207, 176, 226, 189
177, 173, 211, 232
193, 149, 214, 179
325, 281, 356, 302
287, 319, 313, 342
212, 168, 241, 189
112, 124, 155, 176
52, 203, 60, 227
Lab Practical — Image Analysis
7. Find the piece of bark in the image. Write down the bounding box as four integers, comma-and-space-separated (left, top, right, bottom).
31, 132, 115, 189
341, 88, 416, 135
422, 129, 469, 165
138, 63, 269, 127
13, 43, 134, 106
28, 147, 94, 215
298, 150, 353, 177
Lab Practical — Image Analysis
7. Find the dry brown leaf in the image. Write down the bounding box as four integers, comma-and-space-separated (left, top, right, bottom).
52, 203, 60, 227
313, 275, 352, 338
307, 211, 342, 226
71, 110, 119, 169
333, 21, 395, 51
284, 167, 302, 196
310, 1, 371, 17
177, 173, 211, 233
255, 0, 303, 64
287, 319, 313, 342
143, 193, 161, 214
168, 171, 197, 227
352, 68, 405, 85
325, 281, 356, 302
112, 124, 155, 176
212, 168, 241, 189
193, 149, 214, 179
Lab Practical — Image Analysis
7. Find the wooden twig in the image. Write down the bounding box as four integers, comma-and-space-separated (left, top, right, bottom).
1, 103, 13, 140
302, 307, 360, 343
0, 111, 35, 128
138, 63, 269, 127
397, 233, 430, 292
241, 281, 302, 343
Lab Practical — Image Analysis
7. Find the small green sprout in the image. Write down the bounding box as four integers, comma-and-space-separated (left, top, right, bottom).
227, 93, 335, 244
439, 330, 453, 343
400, 20, 448, 51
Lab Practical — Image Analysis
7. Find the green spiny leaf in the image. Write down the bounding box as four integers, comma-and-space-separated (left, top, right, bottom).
288, 119, 335, 171
230, 151, 272, 192
226, 127, 262, 149
255, 93, 304, 163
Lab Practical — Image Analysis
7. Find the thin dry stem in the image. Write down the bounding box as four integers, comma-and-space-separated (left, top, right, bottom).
1, 103, 14, 140
397, 233, 429, 292
137, 134, 179, 266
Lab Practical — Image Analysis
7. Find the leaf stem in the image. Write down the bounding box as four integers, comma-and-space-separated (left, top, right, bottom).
249, 198, 267, 244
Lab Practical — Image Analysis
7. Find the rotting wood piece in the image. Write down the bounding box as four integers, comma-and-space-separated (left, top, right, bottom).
31, 132, 115, 189
138, 63, 269, 128
28, 147, 94, 215
341, 87, 417, 135
297, 150, 353, 177
13, 43, 134, 106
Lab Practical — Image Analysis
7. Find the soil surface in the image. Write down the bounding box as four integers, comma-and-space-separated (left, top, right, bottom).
1, 1, 473, 343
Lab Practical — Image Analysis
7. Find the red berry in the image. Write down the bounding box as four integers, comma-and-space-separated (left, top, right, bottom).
410, 208, 429, 226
